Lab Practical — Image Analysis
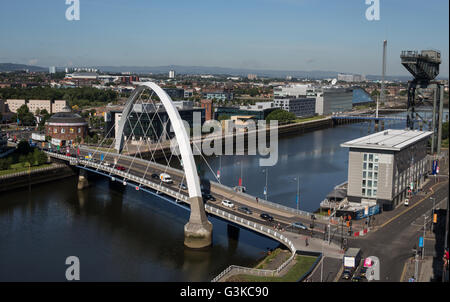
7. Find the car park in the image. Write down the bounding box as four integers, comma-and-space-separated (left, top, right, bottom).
238, 207, 253, 215
260, 213, 274, 222
221, 199, 234, 208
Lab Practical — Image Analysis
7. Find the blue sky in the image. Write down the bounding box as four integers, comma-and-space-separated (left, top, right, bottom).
0, 0, 448, 76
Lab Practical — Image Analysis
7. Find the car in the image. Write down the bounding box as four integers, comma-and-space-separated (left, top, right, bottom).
203, 193, 216, 201
359, 267, 367, 279
292, 222, 308, 230
102, 161, 111, 167
260, 213, 274, 222
404, 199, 409, 206
151, 173, 159, 180
160, 173, 173, 184
351, 276, 362, 282
116, 165, 126, 171
342, 269, 353, 280
238, 207, 253, 215
179, 183, 187, 190
221, 199, 234, 208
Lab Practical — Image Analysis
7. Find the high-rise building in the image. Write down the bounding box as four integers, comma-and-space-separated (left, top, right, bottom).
49, 66, 56, 74
169, 70, 176, 79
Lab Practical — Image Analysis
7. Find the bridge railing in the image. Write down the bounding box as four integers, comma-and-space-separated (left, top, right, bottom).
207, 204, 297, 282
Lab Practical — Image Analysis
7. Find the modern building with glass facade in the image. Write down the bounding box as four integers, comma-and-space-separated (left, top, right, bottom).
273, 98, 316, 117
341, 129, 433, 211
315, 87, 353, 115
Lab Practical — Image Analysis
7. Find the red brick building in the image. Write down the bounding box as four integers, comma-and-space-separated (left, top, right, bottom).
201, 99, 213, 121
45, 106, 88, 143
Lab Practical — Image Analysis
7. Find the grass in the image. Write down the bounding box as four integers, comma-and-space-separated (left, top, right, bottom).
293, 115, 326, 123
255, 248, 285, 269
230, 255, 318, 282
0, 163, 53, 176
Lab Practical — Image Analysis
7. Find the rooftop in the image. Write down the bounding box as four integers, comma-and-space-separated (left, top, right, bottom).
340, 129, 433, 151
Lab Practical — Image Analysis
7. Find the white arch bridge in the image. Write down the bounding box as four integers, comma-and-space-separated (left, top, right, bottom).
42, 82, 332, 254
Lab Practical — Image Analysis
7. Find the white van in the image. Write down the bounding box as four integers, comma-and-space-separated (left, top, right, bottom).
160, 173, 173, 184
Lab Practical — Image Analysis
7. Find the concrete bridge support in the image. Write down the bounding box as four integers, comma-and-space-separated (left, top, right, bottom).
184, 196, 213, 249
77, 169, 89, 190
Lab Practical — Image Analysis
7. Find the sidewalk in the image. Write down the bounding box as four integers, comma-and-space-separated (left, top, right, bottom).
401, 256, 434, 282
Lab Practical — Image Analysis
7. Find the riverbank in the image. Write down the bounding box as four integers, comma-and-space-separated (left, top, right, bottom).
0, 163, 75, 193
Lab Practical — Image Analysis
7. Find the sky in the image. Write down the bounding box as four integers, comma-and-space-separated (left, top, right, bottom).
0, 0, 448, 76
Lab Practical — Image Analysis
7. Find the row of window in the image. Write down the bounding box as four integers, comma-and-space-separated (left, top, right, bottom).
48, 127, 82, 134
362, 153, 379, 198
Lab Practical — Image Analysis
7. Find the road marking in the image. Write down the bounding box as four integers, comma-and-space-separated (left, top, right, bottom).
378, 181, 447, 230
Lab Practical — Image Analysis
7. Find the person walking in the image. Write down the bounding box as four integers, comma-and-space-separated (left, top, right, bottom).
305, 237, 309, 247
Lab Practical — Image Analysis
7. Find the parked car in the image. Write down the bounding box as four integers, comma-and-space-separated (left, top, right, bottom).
179, 183, 187, 190
260, 213, 274, 222
238, 207, 253, 215
221, 199, 234, 208
292, 222, 308, 230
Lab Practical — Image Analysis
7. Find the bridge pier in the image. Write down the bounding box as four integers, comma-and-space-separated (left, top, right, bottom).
77, 169, 89, 190
184, 196, 213, 249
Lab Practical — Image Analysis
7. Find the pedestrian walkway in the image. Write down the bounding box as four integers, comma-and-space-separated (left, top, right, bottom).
401, 256, 434, 282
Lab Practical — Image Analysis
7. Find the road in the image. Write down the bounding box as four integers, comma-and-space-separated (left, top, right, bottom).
347, 180, 449, 281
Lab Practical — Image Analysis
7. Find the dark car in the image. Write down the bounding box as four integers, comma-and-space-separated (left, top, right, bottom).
342, 269, 353, 280
359, 267, 367, 279
203, 193, 216, 201
179, 183, 187, 190
260, 213, 274, 222
151, 173, 159, 180
351, 276, 362, 282
238, 207, 253, 215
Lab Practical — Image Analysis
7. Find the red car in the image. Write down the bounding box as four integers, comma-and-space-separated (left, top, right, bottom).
116, 165, 126, 171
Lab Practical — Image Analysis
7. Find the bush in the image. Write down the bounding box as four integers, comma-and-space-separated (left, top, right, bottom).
266, 109, 296, 124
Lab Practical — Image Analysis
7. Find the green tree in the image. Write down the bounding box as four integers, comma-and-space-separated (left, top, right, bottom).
17, 140, 31, 155
265, 109, 296, 124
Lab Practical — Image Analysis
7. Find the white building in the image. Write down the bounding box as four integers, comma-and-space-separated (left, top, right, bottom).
169, 70, 175, 79
49, 66, 56, 74
338, 73, 366, 83
273, 84, 316, 98
315, 88, 353, 115
5, 99, 26, 113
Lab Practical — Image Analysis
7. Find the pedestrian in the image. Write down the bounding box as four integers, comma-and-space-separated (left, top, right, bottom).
256, 197, 258, 204
305, 237, 309, 246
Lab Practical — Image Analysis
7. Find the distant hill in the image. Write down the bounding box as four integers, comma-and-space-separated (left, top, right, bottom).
95, 65, 419, 81
0, 63, 47, 72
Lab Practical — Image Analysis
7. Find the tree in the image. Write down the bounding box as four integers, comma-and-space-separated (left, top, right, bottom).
16, 104, 35, 126
265, 109, 296, 124
17, 140, 31, 155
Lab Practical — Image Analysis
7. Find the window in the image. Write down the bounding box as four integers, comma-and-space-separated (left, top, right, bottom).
70, 128, 74, 134
362, 152, 379, 198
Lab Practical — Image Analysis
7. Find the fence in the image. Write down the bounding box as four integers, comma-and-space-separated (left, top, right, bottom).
0, 163, 67, 180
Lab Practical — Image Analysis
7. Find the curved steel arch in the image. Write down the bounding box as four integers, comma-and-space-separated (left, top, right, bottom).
115, 82, 202, 199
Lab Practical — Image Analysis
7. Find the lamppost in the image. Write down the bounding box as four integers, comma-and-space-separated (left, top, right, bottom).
431, 197, 435, 232
262, 168, 268, 200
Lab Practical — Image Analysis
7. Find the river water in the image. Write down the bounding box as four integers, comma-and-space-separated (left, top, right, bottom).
0, 109, 445, 281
